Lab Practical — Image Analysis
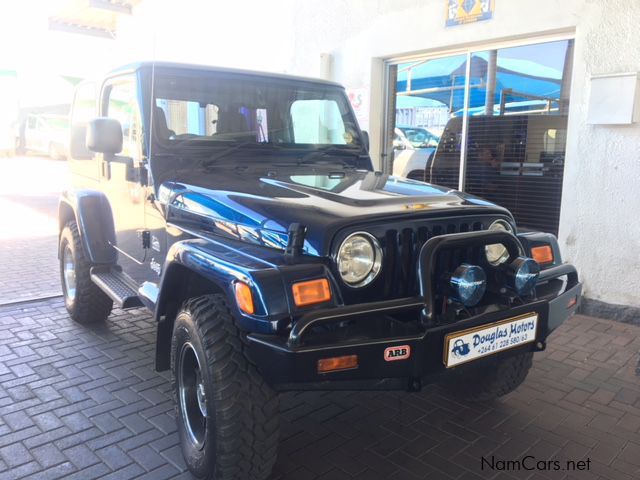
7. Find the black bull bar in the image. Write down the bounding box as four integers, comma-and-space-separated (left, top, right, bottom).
246, 230, 581, 390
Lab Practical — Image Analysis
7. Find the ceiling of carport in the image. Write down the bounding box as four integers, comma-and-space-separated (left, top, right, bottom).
48, 0, 142, 38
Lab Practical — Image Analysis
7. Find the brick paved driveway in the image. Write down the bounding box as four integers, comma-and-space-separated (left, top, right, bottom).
1, 297, 639, 480
0, 156, 67, 304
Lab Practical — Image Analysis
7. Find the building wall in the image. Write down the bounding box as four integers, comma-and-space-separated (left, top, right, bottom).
290, 0, 640, 308
115, 0, 295, 74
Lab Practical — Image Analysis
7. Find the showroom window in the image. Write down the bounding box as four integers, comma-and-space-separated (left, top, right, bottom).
387, 38, 574, 235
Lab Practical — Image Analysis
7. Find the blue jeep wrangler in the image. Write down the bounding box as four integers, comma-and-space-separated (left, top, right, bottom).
59, 62, 582, 480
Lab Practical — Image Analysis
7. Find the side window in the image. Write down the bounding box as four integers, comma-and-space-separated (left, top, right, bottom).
105, 78, 142, 158
71, 83, 96, 124
27, 116, 37, 129
290, 99, 348, 145
69, 82, 97, 160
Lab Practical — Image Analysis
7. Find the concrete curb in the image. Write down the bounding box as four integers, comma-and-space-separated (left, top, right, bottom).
579, 297, 640, 326
0, 293, 63, 309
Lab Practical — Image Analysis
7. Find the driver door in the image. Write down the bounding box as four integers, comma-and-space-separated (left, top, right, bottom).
100, 76, 148, 282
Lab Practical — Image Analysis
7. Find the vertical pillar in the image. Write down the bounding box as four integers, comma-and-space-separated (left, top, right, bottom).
560, 39, 574, 115
485, 50, 497, 116
319, 53, 333, 81
458, 52, 472, 192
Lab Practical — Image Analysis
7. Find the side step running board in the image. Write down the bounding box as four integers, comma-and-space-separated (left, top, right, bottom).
90, 267, 144, 309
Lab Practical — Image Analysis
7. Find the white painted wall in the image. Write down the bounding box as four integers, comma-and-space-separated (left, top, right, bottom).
288, 0, 640, 307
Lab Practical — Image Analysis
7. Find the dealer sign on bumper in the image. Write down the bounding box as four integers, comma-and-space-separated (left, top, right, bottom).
444, 312, 538, 368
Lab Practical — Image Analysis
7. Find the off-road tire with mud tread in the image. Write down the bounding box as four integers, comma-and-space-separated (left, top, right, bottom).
444, 351, 533, 402
171, 294, 279, 480
59, 221, 113, 324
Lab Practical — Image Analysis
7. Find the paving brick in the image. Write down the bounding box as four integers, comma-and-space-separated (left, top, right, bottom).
129, 444, 165, 471
0, 442, 34, 468
62, 444, 101, 470
33, 411, 65, 432
3, 410, 35, 430
31, 443, 66, 468
95, 444, 132, 471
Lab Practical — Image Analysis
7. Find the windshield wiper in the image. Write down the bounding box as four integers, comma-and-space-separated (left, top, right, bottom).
298, 146, 365, 167
201, 141, 263, 167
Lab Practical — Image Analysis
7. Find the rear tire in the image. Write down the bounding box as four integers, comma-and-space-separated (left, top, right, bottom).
171, 294, 279, 480
59, 221, 113, 324
443, 351, 533, 402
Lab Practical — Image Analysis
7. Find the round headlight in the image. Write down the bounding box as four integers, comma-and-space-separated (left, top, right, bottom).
505, 257, 540, 295
485, 219, 514, 265
449, 263, 487, 307
337, 232, 382, 287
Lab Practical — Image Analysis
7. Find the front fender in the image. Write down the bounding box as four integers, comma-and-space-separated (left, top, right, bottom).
155, 238, 293, 333
58, 189, 117, 264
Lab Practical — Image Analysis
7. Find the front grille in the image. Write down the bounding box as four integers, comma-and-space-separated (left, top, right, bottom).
381, 218, 487, 299
333, 215, 508, 307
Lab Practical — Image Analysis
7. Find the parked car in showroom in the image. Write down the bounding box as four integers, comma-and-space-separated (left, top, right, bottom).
23, 113, 69, 159
59, 62, 581, 480
392, 127, 435, 180
397, 125, 440, 148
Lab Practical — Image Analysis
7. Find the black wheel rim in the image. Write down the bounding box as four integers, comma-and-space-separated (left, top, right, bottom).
178, 341, 207, 450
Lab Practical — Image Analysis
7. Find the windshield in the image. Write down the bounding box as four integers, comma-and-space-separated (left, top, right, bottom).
151, 72, 362, 150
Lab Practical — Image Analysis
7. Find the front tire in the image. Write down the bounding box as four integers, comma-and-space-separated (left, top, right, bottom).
59, 221, 113, 324
171, 294, 279, 480
443, 351, 533, 402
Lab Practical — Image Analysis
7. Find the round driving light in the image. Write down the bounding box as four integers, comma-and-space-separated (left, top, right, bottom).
449, 263, 487, 307
485, 219, 514, 265
505, 257, 540, 295
337, 232, 382, 287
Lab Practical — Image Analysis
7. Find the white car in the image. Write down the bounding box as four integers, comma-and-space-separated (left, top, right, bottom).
392, 128, 435, 180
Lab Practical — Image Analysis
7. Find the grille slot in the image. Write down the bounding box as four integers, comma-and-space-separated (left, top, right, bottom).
382, 219, 487, 298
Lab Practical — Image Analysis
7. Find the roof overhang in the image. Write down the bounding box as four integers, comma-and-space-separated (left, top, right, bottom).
48, 0, 141, 39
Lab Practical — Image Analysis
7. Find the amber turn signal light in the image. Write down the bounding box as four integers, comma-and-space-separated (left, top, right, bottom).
317, 355, 358, 373
234, 281, 255, 315
531, 245, 554, 264
292, 278, 331, 307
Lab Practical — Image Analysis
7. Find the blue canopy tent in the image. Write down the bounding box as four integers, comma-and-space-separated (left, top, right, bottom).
396, 52, 564, 113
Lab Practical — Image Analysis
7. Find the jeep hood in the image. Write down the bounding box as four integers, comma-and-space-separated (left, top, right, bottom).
160, 169, 510, 255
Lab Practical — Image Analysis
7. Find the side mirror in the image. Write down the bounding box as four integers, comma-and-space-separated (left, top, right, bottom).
361, 130, 370, 152
86, 118, 123, 154
393, 139, 406, 150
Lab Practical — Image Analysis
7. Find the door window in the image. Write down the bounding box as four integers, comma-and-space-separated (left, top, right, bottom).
105, 78, 142, 158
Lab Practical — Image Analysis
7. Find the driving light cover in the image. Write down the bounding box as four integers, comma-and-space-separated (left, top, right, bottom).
485, 219, 514, 265
505, 257, 540, 295
292, 278, 332, 307
531, 245, 554, 265
449, 263, 487, 307
234, 281, 255, 315
337, 232, 382, 287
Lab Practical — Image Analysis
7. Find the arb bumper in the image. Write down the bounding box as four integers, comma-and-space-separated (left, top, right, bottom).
247, 231, 582, 391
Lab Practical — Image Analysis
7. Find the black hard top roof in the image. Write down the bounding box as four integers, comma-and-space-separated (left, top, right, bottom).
106, 61, 344, 88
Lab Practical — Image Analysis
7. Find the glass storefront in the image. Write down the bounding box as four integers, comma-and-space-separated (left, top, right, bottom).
389, 39, 574, 235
